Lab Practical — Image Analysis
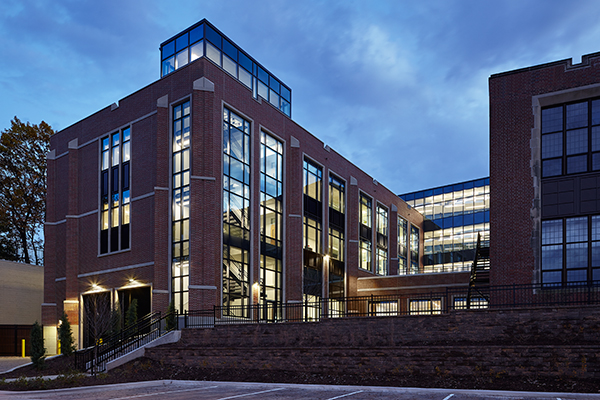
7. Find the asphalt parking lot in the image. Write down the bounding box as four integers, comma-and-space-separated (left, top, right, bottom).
2, 380, 600, 400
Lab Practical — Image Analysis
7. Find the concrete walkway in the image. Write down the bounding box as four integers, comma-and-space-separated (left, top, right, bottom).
0, 357, 31, 374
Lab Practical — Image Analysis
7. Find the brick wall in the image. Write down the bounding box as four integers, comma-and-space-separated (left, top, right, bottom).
146, 306, 600, 380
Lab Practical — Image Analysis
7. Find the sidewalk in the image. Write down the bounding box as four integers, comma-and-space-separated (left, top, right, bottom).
0, 358, 31, 374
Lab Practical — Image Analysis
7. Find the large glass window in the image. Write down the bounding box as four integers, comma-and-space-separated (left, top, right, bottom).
160, 21, 291, 117
100, 127, 131, 254
328, 174, 345, 300
259, 131, 283, 316
223, 108, 251, 317
172, 102, 190, 312
376, 205, 388, 275
359, 193, 372, 272
303, 159, 323, 312
542, 216, 600, 286
410, 225, 420, 273
541, 100, 600, 177
409, 298, 441, 315
398, 217, 408, 275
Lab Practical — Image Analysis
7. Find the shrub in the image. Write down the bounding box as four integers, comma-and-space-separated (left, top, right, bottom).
30, 321, 45, 369
58, 312, 75, 356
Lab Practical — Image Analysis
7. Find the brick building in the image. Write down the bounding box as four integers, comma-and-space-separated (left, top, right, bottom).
42, 20, 449, 351
490, 52, 600, 287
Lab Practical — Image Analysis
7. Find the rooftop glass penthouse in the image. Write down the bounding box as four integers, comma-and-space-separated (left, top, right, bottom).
400, 177, 489, 274
160, 19, 292, 117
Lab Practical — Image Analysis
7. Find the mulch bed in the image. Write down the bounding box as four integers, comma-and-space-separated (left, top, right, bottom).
1, 355, 599, 393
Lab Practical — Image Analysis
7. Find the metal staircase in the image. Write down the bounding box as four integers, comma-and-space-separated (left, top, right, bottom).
466, 232, 490, 309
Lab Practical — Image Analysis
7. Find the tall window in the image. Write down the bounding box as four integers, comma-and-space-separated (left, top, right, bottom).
328, 175, 345, 299
100, 127, 130, 254
259, 131, 283, 316
172, 101, 190, 312
359, 193, 372, 272
409, 298, 441, 315
542, 216, 600, 286
410, 225, 419, 273
541, 100, 600, 177
398, 217, 408, 275
303, 159, 323, 313
376, 205, 388, 275
223, 108, 251, 317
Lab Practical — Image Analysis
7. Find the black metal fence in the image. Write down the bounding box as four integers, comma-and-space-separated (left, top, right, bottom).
183, 282, 600, 328
75, 311, 176, 372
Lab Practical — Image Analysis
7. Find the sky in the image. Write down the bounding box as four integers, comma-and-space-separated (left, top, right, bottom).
1, 0, 600, 194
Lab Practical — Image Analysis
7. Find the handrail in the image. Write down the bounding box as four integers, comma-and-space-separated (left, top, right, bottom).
75, 311, 177, 372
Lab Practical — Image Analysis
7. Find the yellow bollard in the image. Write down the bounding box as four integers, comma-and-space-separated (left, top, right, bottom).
21, 339, 25, 358
58, 340, 61, 355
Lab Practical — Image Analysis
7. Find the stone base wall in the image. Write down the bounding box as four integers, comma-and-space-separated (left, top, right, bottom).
145, 306, 600, 380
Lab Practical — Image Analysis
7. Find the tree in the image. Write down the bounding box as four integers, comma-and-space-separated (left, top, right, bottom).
58, 312, 75, 357
125, 298, 138, 327
0, 117, 52, 265
30, 321, 45, 369
83, 292, 112, 375
166, 301, 177, 331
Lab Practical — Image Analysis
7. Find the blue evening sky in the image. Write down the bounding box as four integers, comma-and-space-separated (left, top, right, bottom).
1, 0, 599, 194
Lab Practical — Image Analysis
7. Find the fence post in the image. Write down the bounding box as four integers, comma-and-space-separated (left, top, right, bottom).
370, 294, 374, 316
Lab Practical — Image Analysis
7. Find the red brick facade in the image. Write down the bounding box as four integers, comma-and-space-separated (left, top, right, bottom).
490, 52, 600, 286
44, 55, 445, 348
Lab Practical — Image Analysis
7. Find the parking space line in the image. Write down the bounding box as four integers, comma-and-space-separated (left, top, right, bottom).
110, 385, 219, 399
442, 395, 455, 400
216, 387, 286, 399
326, 390, 364, 399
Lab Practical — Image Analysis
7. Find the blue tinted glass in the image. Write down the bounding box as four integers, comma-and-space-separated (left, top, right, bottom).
223, 39, 237, 60
453, 215, 463, 227
162, 41, 175, 59
474, 211, 484, 224
403, 193, 414, 201
484, 211, 490, 223
475, 179, 485, 187
269, 76, 280, 92
414, 192, 424, 199
443, 217, 452, 228
190, 24, 203, 44
443, 185, 453, 194
258, 66, 268, 84
281, 86, 291, 102
433, 188, 443, 195
176, 33, 189, 52
542, 106, 563, 134
205, 25, 221, 48
543, 159, 562, 177
238, 52, 252, 72
463, 181, 474, 189
424, 189, 433, 197
463, 214, 474, 225
453, 184, 463, 191
484, 178, 490, 185
433, 218, 443, 227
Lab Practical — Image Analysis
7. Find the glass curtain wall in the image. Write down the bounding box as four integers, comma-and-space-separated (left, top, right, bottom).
259, 131, 283, 320
223, 109, 251, 317
172, 102, 190, 312
303, 159, 323, 319
400, 178, 490, 274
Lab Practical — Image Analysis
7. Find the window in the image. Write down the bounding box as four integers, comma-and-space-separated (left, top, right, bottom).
541, 216, 600, 286
541, 100, 600, 177
328, 174, 345, 299
259, 131, 283, 314
100, 127, 130, 254
359, 193, 372, 272
409, 298, 441, 315
160, 22, 292, 117
223, 108, 251, 317
453, 297, 488, 310
172, 101, 190, 312
410, 225, 420, 273
376, 205, 388, 275
303, 159, 323, 310
398, 217, 408, 275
